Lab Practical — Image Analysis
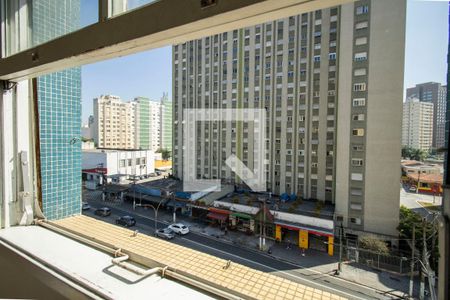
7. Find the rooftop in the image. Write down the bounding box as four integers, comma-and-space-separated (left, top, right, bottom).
217, 192, 335, 220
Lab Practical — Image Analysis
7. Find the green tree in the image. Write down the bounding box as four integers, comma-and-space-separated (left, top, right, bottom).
156, 148, 171, 160
398, 206, 439, 268
401, 146, 428, 161
359, 236, 389, 255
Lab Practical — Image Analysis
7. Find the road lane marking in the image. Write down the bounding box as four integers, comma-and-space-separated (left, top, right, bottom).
180, 237, 370, 300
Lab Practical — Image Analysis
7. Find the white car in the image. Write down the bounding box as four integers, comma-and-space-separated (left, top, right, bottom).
168, 223, 189, 235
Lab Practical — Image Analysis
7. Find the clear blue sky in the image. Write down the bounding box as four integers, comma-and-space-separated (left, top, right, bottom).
80, 0, 448, 123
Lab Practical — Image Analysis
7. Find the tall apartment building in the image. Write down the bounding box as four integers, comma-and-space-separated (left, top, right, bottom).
134, 97, 161, 151
93, 95, 136, 149
407, 82, 447, 150
93, 95, 163, 151
402, 97, 434, 151
160, 93, 173, 151
34, 0, 82, 220
173, 0, 406, 237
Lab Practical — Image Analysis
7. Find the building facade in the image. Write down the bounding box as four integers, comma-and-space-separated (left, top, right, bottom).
34, 0, 82, 220
172, 0, 406, 237
407, 82, 447, 150
93, 95, 137, 149
82, 149, 155, 185
134, 97, 161, 151
402, 97, 434, 151
160, 93, 173, 151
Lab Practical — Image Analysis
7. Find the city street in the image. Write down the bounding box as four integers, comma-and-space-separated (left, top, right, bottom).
399, 184, 442, 219
83, 190, 408, 300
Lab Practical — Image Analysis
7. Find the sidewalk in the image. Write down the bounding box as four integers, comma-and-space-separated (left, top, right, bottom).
155, 209, 417, 298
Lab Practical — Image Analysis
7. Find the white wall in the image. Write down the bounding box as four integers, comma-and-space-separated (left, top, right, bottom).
82, 150, 155, 177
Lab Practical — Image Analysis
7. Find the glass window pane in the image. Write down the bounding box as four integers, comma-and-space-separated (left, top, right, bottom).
109, 0, 159, 17
2, 0, 98, 57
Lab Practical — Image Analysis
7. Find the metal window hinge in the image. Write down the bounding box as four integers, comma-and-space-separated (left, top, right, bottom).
201, 0, 217, 9
1, 80, 18, 92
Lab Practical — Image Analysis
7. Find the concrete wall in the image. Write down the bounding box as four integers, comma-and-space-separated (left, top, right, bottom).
363, 0, 406, 236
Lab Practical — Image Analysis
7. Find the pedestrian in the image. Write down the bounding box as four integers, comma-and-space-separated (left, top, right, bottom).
301, 248, 305, 257
224, 226, 228, 235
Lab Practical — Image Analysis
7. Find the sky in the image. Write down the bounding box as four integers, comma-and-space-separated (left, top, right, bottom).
80, 0, 449, 123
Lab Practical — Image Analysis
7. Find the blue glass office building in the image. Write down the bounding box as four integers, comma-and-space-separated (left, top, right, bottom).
33, 0, 82, 219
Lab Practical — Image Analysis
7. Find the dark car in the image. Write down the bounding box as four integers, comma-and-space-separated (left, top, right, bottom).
94, 207, 111, 217
82, 201, 91, 210
116, 216, 136, 227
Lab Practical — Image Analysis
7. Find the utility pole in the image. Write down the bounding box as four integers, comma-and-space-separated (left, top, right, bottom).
420, 219, 426, 300
409, 225, 415, 297
337, 222, 343, 274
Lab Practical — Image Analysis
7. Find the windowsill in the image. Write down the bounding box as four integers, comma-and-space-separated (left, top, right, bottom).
0, 225, 211, 299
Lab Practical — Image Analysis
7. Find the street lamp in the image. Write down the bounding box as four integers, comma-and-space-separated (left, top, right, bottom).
135, 193, 166, 233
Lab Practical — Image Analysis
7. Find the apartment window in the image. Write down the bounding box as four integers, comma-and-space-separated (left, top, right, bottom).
351, 203, 363, 210
128, 159, 132, 166
329, 53, 336, 60
314, 43, 321, 50
354, 68, 366, 76
352, 98, 366, 107
355, 37, 368, 46
352, 128, 365, 136
330, 40, 337, 48
313, 55, 321, 62
356, 5, 369, 15
354, 52, 367, 61
351, 188, 363, 196
351, 173, 363, 181
350, 217, 362, 225
352, 158, 364, 166
353, 83, 366, 91
352, 114, 365, 121
355, 21, 369, 30
119, 159, 126, 168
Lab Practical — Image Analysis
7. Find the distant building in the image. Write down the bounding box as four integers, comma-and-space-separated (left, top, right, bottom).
406, 82, 447, 149
160, 93, 173, 151
402, 97, 434, 151
134, 97, 161, 151
82, 149, 155, 185
93, 95, 137, 149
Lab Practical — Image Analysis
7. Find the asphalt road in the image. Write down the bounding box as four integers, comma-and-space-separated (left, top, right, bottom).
83, 194, 402, 300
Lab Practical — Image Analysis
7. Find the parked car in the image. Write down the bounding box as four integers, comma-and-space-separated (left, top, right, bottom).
168, 223, 189, 235
155, 171, 162, 176
409, 186, 417, 192
115, 215, 136, 227
94, 207, 111, 217
82, 202, 91, 210
156, 227, 175, 239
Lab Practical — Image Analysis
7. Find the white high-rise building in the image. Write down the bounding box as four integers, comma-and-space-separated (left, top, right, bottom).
93, 95, 163, 151
173, 0, 406, 237
402, 97, 434, 151
93, 95, 136, 149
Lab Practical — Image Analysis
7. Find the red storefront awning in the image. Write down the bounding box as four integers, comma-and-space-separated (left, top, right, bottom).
208, 207, 231, 215
207, 212, 228, 221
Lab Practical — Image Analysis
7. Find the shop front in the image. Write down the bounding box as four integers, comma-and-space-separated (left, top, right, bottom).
230, 212, 255, 234
274, 221, 334, 256
206, 208, 230, 228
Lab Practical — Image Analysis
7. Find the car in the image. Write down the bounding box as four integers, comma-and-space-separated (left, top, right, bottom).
155, 171, 162, 176
82, 202, 91, 210
409, 186, 417, 192
94, 207, 111, 217
168, 223, 189, 235
155, 228, 175, 240
115, 215, 136, 227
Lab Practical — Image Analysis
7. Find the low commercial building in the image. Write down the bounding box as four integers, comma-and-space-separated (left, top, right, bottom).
82, 149, 155, 186
401, 160, 443, 195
